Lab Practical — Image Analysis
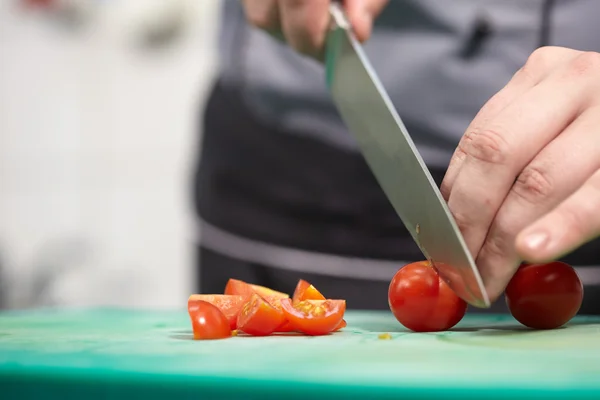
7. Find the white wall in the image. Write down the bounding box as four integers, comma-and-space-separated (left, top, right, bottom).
0, 0, 221, 309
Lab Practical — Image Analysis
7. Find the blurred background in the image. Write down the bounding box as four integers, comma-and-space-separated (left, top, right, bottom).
0, 0, 221, 310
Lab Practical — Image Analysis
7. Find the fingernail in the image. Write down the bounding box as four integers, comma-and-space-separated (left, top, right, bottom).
523, 230, 550, 251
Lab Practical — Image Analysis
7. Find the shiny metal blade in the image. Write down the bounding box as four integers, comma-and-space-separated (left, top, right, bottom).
325, 4, 490, 308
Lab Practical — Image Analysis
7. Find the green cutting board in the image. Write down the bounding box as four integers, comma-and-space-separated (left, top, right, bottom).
1, 308, 599, 399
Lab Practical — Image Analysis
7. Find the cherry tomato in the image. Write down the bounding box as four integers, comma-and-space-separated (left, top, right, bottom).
188, 294, 245, 330
505, 261, 583, 329
237, 294, 286, 336
388, 260, 467, 332
280, 298, 346, 336
188, 300, 232, 340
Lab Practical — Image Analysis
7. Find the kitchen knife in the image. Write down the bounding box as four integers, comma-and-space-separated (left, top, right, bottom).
324, 3, 490, 308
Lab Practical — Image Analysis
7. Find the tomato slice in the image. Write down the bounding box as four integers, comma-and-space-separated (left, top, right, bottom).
237, 294, 286, 336
188, 294, 245, 330
291, 279, 347, 330
280, 298, 346, 336
188, 300, 232, 340
292, 279, 326, 303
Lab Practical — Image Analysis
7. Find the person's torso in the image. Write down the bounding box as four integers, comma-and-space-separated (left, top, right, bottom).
195, 0, 600, 273
217, 0, 600, 168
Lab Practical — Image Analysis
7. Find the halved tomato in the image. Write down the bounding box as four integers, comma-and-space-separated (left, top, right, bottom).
188, 294, 245, 330
188, 300, 232, 340
280, 298, 346, 336
291, 280, 347, 330
237, 294, 286, 336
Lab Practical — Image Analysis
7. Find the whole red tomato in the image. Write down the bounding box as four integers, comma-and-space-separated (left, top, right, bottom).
388, 261, 467, 332
505, 261, 583, 329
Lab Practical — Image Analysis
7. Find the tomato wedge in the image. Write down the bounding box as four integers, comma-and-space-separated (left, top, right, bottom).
188, 300, 232, 340
280, 298, 346, 336
224, 278, 254, 298
250, 283, 289, 300
188, 294, 245, 330
291, 279, 347, 330
292, 279, 326, 303
237, 294, 286, 336
225, 279, 289, 301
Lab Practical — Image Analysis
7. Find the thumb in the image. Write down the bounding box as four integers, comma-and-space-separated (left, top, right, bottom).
344, 0, 389, 42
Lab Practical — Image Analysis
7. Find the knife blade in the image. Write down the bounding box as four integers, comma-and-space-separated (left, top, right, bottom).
324, 3, 490, 308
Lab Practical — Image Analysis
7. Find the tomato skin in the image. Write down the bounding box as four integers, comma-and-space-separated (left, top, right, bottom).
280, 298, 346, 336
388, 261, 467, 332
333, 319, 347, 331
505, 261, 583, 329
237, 294, 286, 336
188, 300, 232, 340
188, 294, 245, 330
274, 321, 296, 333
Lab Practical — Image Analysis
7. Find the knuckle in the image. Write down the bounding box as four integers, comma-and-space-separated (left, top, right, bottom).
460, 127, 510, 165
565, 51, 600, 78
523, 46, 554, 74
451, 147, 468, 165
440, 150, 467, 199
512, 164, 554, 204
520, 46, 577, 82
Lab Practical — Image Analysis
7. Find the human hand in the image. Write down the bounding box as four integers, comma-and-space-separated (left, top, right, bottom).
241, 0, 389, 58
440, 46, 600, 301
